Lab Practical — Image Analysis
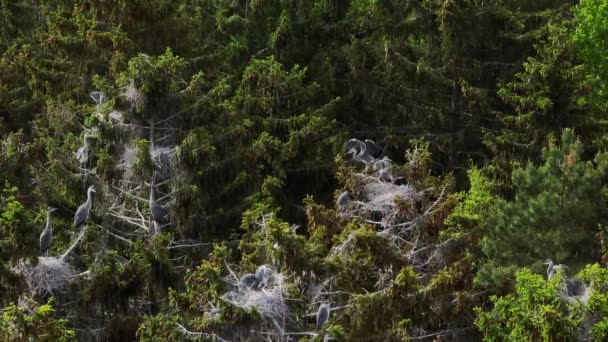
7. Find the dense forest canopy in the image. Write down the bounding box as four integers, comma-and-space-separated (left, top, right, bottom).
1, 0, 608, 341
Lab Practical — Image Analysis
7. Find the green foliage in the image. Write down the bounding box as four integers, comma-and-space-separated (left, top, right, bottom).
573, 0, 608, 99
444, 167, 495, 238
0, 181, 35, 302
477, 264, 608, 341
475, 268, 583, 342
2, 0, 608, 340
0, 298, 76, 341
480, 129, 608, 287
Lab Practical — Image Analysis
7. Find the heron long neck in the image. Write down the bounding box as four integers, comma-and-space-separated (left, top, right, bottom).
46, 211, 52, 232
546, 261, 554, 277
150, 184, 156, 202
86, 189, 93, 207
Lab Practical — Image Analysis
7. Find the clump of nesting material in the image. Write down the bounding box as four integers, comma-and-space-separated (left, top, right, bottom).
14, 257, 76, 297
357, 177, 422, 215
151, 146, 176, 179
221, 266, 291, 325
122, 81, 144, 110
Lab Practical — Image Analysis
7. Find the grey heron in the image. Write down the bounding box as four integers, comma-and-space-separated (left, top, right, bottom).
291, 224, 301, 234
316, 302, 331, 330
74, 185, 96, 228
543, 259, 558, 279
337, 191, 350, 212
344, 139, 376, 165
75, 134, 90, 165
149, 181, 169, 226
364, 139, 383, 159
255, 264, 272, 288
40, 207, 58, 256
239, 273, 258, 290
373, 156, 392, 171
544, 259, 571, 279
565, 278, 585, 297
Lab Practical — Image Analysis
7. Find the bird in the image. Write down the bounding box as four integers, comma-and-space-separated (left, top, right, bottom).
255, 264, 272, 288
290, 224, 301, 234
149, 180, 169, 227
373, 156, 392, 171
337, 191, 350, 212
239, 273, 259, 290
75, 134, 90, 165
543, 259, 558, 279
544, 259, 571, 279
40, 207, 57, 256
565, 278, 585, 297
344, 139, 376, 165
74, 185, 96, 228
364, 139, 383, 159
316, 302, 331, 330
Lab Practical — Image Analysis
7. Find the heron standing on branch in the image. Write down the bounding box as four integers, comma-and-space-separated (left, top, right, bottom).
149, 180, 169, 235
40, 207, 58, 256
74, 185, 96, 228
316, 302, 331, 330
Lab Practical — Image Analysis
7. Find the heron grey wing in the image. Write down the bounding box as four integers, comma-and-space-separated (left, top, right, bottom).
151, 202, 169, 224
40, 228, 51, 254
239, 273, 258, 289
76, 146, 88, 163
344, 139, 361, 153
565, 279, 585, 296
74, 203, 88, 227
255, 265, 271, 287
364, 139, 383, 158
338, 191, 349, 202
337, 191, 350, 210
316, 304, 330, 329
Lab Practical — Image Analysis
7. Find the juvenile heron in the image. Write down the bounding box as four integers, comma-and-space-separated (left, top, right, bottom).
373, 156, 392, 171
337, 191, 350, 212
74, 185, 96, 228
239, 273, 258, 290
40, 207, 58, 256
565, 278, 585, 297
316, 302, 331, 330
364, 139, 383, 159
344, 139, 376, 165
75, 134, 90, 165
544, 259, 569, 279
149, 181, 169, 226
543, 259, 557, 279
255, 264, 272, 288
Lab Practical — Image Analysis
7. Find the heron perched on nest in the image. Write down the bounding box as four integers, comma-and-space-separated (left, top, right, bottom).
345, 139, 377, 165
239, 273, 259, 290
543, 259, 586, 297
40, 207, 58, 256
337, 191, 350, 212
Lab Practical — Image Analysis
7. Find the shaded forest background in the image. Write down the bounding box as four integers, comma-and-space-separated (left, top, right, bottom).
2, 0, 608, 341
